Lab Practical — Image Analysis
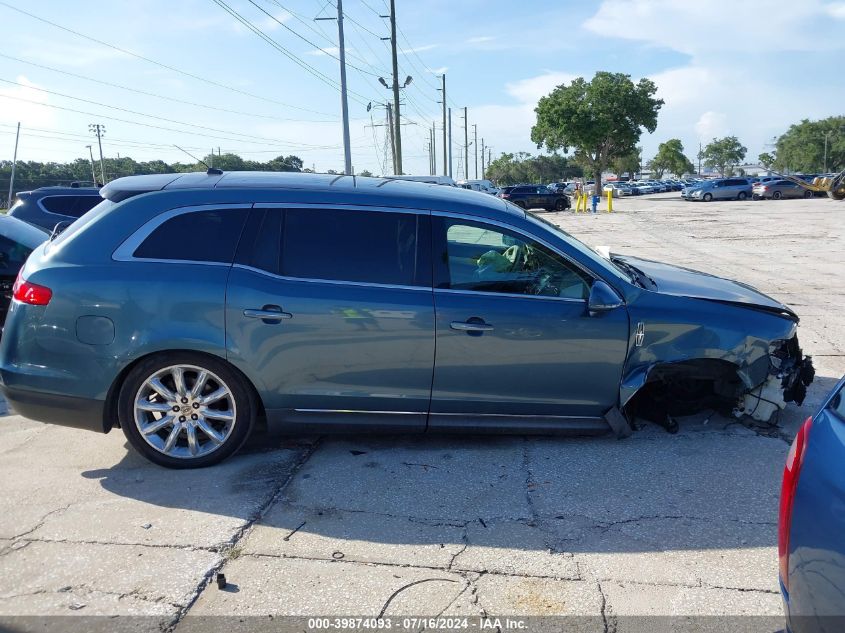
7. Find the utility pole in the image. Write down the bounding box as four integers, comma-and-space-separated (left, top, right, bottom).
481, 137, 485, 179
438, 74, 447, 176
448, 107, 453, 179
823, 131, 833, 173
473, 124, 478, 179
487, 147, 492, 171
431, 122, 436, 176
315, 3, 352, 174
386, 103, 396, 174
387, 0, 402, 174
463, 107, 469, 180
89, 123, 106, 184
86, 145, 97, 185
209, 148, 214, 168
698, 142, 702, 176
6, 122, 20, 208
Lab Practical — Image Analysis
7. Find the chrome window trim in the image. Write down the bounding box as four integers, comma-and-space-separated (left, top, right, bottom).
112, 203, 253, 263
434, 287, 585, 304
431, 209, 600, 301
430, 412, 603, 420
293, 408, 425, 415
254, 202, 430, 216
232, 263, 431, 293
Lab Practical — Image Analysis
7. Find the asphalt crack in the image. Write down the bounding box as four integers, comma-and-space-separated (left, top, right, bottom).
162, 438, 322, 633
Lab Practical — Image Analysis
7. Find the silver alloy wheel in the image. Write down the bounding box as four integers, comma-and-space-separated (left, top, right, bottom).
133, 364, 237, 459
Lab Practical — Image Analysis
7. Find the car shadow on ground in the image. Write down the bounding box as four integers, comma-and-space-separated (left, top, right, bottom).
77, 373, 840, 559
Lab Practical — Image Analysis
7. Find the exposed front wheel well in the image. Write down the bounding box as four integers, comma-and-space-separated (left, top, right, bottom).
623, 359, 744, 431
103, 350, 267, 433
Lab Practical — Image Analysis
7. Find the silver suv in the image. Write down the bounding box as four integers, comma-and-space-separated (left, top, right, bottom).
688, 178, 752, 202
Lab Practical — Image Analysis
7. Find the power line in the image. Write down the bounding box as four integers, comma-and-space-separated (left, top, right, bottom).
248, 0, 387, 79
0, 53, 340, 124
0, 78, 333, 147
0, 93, 333, 148
210, 0, 375, 106
0, 0, 333, 116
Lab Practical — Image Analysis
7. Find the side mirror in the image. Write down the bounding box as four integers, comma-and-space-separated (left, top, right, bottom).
588, 280, 623, 316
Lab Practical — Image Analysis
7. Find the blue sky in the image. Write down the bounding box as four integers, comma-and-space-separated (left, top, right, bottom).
1, 0, 844, 176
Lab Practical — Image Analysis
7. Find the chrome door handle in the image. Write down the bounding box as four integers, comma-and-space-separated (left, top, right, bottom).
244, 307, 292, 322
450, 320, 494, 332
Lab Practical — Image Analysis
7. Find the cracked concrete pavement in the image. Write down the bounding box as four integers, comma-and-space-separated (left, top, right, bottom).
0, 194, 841, 631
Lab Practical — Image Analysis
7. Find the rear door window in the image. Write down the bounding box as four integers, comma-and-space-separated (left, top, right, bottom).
133, 208, 249, 263
39, 195, 102, 218
279, 208, 431, 287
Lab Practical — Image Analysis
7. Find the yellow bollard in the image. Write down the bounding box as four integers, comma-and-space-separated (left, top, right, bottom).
606, 189, 613, 213
575, 191, 582, 213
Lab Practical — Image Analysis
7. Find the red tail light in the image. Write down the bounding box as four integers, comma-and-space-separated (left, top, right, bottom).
12, 273, 52, 306
778, 415, 812, 591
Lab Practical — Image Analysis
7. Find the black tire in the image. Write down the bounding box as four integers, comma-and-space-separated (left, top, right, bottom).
752, 194, 760, 200
702, 193, 713, 202
737, 191, 748, 201
555, 198, 568, 211
118, 352, 257, 468
772, 191, 782, 200
804, 190, 813, 199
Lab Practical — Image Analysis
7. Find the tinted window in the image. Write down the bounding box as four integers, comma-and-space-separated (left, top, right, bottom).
0, 234, 33, 270
39, 195, 101, 218
133, 208, 248, 263
434, 218, 590, 299
280, 208, 430, 287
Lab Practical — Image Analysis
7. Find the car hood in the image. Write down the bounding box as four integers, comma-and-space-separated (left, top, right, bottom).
615, 255, 797, 319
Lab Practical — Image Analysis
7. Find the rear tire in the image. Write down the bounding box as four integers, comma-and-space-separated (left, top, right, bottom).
555, 198, 568, 211
737, 191, 748, 201
803, 190, 813, 199
118, 352, 256, 468
772, 191, 782, 200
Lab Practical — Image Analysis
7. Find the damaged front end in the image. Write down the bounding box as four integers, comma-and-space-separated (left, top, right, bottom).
733, 336, 815, 422
621, 327, 815, 434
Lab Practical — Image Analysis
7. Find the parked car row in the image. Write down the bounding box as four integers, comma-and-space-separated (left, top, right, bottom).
498, 184, 570, 211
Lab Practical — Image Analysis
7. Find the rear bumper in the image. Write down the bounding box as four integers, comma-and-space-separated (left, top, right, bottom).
0, 384, 107, 433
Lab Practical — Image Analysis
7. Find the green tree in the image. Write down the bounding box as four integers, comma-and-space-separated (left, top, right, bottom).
485, 152, 582, 186
758, 152, 776, 169
775, 116, 845, 173
649, 139, 694, 178
699, 136, 747, 177
612, 147, 641, 180
530, 71, 663, 191
358, 169, 374, 177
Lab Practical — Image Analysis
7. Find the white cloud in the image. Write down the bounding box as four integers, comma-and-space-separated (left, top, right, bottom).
694, 112, 729, 141
429, 66, 448, 75
505, 72, 577, 104
466, 36, 495, 44
307, 47, 340, 57
0, 75, 57, 130
584, 0, 845, 53
402, 44, 437, 54
826, 2, 845, 17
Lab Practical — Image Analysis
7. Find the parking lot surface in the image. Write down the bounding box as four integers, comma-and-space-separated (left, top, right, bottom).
0, 193, 841, 631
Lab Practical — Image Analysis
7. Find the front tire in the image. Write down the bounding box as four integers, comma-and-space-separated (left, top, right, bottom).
803, 190, 813, 199
702, 193, 713, 202
772, 191, 782, 200
555, 198, 568, 211
118, 352, 256, 468
737, 191, 748, 201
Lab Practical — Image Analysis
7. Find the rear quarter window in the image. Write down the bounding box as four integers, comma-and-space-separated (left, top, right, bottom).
132, 208, 248, 264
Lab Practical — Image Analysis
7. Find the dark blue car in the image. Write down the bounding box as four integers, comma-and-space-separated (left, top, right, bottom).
780, 375, 845, 632
0, 171, 814, 467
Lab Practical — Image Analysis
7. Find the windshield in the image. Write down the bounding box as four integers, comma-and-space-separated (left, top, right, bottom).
524, 211, 631, 287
